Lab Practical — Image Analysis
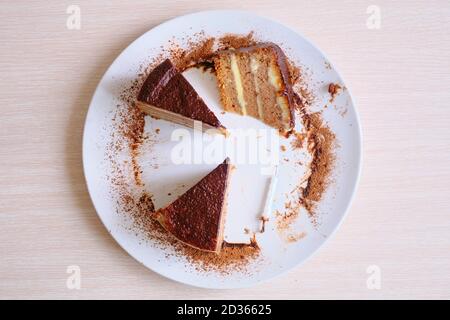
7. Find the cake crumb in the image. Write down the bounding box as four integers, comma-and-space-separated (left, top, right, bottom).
328, 83, 341, 102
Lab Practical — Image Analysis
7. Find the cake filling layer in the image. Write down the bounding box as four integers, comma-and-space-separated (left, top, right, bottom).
229, 53, 247, 116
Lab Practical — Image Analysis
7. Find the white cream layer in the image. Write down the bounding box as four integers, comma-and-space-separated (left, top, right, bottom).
229, 53, 247, 116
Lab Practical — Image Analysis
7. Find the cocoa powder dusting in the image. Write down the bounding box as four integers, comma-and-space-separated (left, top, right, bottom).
287, 60, 314, 108
170, 32, 256, 71
302, 113, 335, 218
183, 238, 260, 274
277, 54, 335, 231
129, 198, 260, 274
114, 73, 149, 187
217, 32, 256, 49
176, 37, 216, 70
291, 131, 306, 149
275, 199, 305, 243
276, 209, 298, 232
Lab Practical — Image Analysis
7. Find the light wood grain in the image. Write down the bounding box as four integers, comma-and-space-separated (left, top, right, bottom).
1, 0, 449, 299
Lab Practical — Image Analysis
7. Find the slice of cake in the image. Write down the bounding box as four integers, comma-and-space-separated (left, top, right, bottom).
213, 43, 295, 135
152, 158, 231, 253
137, 59, 226, 135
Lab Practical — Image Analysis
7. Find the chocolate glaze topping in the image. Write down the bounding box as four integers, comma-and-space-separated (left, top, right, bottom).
154, 158, 230, 252
138, 59, 223, 129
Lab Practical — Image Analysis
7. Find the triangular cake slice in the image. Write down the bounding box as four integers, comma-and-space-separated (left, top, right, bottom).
213, 43, 295, 136
137, 59, 226, 135
152, 158, 231, 253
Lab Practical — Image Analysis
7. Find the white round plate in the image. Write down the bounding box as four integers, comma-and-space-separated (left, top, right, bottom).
83, 10, 362, 288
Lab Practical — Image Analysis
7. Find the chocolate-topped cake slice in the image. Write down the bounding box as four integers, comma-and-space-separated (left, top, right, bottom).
152, 158, 231, 253
137, 59, 226, 135
213, 43, 295, 136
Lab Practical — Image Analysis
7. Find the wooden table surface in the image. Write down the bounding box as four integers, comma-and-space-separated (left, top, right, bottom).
1, 0, 449, 299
